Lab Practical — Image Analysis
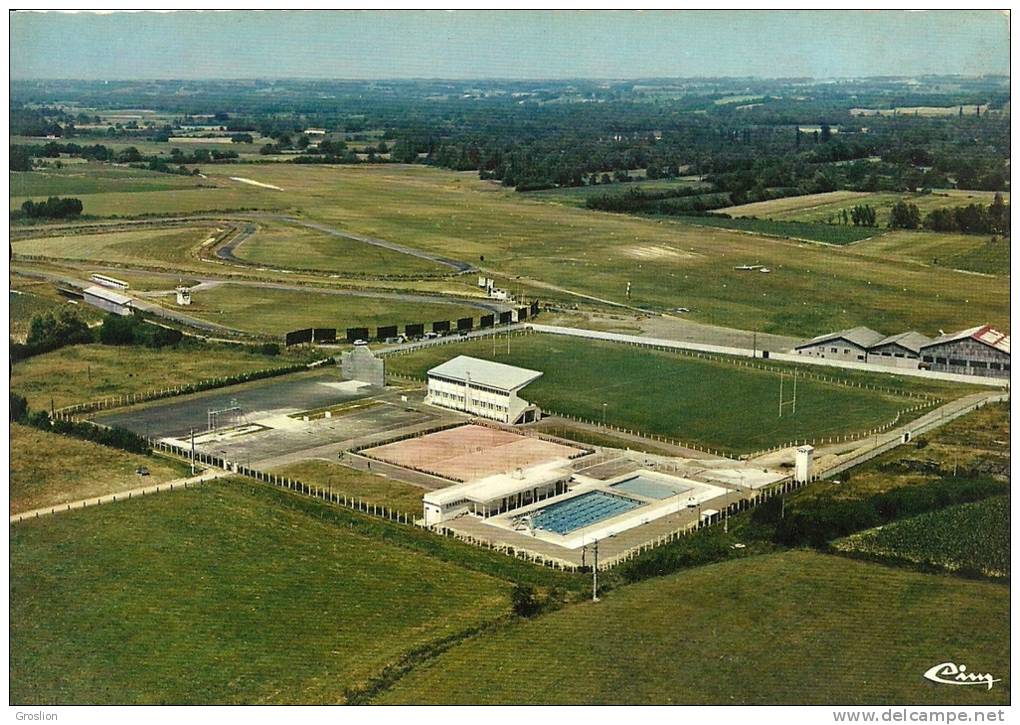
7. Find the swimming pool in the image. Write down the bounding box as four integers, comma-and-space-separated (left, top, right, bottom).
610, 474, 693, 500
531, 491, 642, 535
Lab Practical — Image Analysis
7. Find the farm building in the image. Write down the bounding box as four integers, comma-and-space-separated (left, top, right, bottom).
426, 355, 543, 424
82, 285, 133, 316
920, 325, 1010, 378
868, 331, 932, 369
794, 326, 884, 362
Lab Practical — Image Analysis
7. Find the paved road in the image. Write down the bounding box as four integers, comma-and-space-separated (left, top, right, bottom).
9, 469, 221, 524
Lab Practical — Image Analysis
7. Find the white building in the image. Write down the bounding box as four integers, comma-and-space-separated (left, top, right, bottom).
422, 460, 571, 525
868, 331, 931, 369
794, 326, 884, 362
426, 355, 543, 424
82, 285, 133, 316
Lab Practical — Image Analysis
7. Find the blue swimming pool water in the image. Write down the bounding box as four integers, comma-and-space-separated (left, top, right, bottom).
531, 491, 642, 535
610, 474, 692, 500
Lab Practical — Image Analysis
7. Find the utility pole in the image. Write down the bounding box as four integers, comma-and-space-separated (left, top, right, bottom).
190, 428, 196, 475
592, 539, 600, 602
752, 329, 757, 359
779, 373, 784, 417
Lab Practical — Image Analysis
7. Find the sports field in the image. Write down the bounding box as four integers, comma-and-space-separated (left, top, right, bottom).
10, 481, 511, 704
378, 550, 1010, 705
10, 343, 299, 410
385, 334, 950, 453
720, 189, 1009, 227
13, 162, 1006, 335
10, 423, 191, 515
362, 424, 587, 482
173, 283, 492, 336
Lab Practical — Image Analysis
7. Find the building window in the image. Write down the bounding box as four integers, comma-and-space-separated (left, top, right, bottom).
857, 355, 864, 360
830, 347, 837, 353
922, 355, 933, 363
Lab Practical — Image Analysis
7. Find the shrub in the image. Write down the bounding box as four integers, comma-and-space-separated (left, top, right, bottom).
510, 583, 542, 618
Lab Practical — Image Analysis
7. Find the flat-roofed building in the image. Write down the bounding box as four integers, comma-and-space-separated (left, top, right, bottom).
794, 326, 885, 362
920, 325, 1010, 378
868, 331, 931, 369
82, 285, 133, 316
426, 355, 542, 424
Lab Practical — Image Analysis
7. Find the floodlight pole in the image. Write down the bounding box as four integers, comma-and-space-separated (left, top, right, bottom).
779, 373, 784, 417
190, 428, 196, 475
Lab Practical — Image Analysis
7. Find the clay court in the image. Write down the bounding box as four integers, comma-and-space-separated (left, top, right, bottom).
361, 424, 588, 482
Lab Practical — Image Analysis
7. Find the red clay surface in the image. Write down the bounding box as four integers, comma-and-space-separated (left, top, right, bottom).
362, 424, 586, 481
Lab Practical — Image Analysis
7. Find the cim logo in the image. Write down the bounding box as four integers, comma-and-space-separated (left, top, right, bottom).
923, 662, 1000, 690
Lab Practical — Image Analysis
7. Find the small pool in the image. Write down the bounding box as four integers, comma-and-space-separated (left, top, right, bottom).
531, 491, 642, 535
611, 474, 692, 500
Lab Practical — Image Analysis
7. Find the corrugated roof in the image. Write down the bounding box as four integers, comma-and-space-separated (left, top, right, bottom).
796, 326, 885, 350
871, 331, 932, 354
83, 285, 133, 306
428, 355, 542, 391
922, 325, 1010, 355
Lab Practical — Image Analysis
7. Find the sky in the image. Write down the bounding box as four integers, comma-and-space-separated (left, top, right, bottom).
9, 10, 1011, 81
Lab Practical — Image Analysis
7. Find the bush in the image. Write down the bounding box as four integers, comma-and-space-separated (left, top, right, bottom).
10, 392, 28, 423
19, 196, 83, 220
98, 314, 183, 348
510, 583, 542, 618
617, 529, 736, 583
11, 309, 94, 362
14, 396, 151, 455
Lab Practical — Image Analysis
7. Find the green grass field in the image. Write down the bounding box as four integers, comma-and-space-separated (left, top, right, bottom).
8, 162, 1009, 335
10, 423, 191, 515
10, 343, 298, 410
852, 230, 1009, 276
269, 460, 425, 515
385, 333, 945, 453
720, 189, 1009, 227
677, 215, 877, 245
10, 164, 210, 197
833, 496, 1010, 578
10, 481, 511, 704
231, 219, 449, 276
12, 225, 219, 268
175, 284, 490, 336
378, 550, 1010, 705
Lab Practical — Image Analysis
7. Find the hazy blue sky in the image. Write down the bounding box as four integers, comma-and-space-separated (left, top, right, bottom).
10, 10, 1010, 80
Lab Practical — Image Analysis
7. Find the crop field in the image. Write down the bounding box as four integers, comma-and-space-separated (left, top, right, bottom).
10, 343, 299, 410
852, 230, 1010, 276
720, 189, 1009, 227
231, 219, 449, 276
9, 423, 190, 515
10, 164, 210, 197
384, 333, 947, 453
269, 460, 425, 515
12, 225, 219, 268
378, 550, 1010, 705
832, 496, 1010, 579
676, 215, 876, 245
174, 284, 490, 336
9, 162, 1008, 335
10, 481, 511, 704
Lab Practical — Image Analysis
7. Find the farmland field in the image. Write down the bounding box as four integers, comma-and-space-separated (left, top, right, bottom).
9, 423, 191, 515
269, 460, 425, 515
384, 333, 949, 453
171, 283, 491, 336
852, 230, 1010, 276
12, 225, 219, 267
10, 163, 210, 196
378, 550, 1010, 705
9, 162, 1009, 335
832, 496, 1010, 578
720, 189, 1009, 227
230, 219, 449, 276
10, 481, 510, 704
676, 215, 877, 245
10, 343, 299, 409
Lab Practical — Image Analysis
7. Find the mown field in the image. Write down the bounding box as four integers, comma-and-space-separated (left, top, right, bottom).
10, 343, 299, 410
385, 333, 947, 453
270, 460, 425, 516
8, 162, 1010, 335
12, 225, 220, 267
10, 423, 191, 515
833, 496, 1010, 579
677, 214, 876, 245
10, 481, 511, 704
231, 219, 449, 276
720, 189, 1009, 227
851, 230, 1009, 276
175, 284, 490, 337
378, 550, 1010, 705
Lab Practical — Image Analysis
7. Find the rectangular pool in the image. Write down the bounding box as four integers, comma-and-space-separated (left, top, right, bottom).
531, 491, 642, 535
610, 474, 693, 500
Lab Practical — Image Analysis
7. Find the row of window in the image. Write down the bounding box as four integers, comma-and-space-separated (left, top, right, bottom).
921, 356, 1009, 371
432, 388, 509, 412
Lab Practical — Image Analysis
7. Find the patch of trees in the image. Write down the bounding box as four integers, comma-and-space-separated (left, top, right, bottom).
17, 196, 84, 220
98, 315, 183, 348
586, 186, 732, 215
849, 204, 877, 227
10, 392, 151, 455
10, 307, 93, 362
922, 193, 1009, 235
888, 200, 922, 229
